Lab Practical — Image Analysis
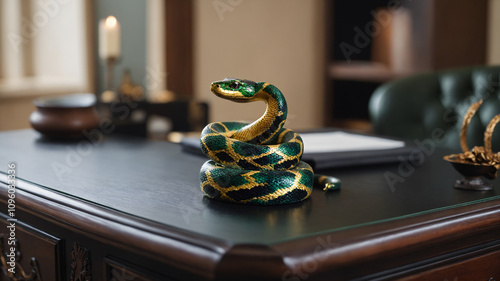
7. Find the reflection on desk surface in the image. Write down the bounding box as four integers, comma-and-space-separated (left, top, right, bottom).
0, 129, 498, 244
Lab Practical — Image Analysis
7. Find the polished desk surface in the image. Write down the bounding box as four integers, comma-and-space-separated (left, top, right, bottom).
0, 129, 499, 246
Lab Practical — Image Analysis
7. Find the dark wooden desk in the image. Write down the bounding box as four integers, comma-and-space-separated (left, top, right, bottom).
0, 130, 499, 280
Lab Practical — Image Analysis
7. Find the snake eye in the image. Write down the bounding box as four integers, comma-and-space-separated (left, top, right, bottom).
229, 81, 241, 90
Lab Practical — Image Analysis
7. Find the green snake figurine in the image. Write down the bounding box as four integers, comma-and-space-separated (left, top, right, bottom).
200, 78, 340, 205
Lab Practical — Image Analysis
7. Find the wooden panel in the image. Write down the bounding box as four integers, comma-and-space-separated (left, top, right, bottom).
105, 258, 174, 281
431, 0, 487, 69
0, 214, 62, 281
274, 202, 500, 280
400, 249, 500, 280
403, 0, 434, 71
0, 179, 227, 281
323, 0, 335, 126
0, 1, 3, 80
165, 0, 193, 97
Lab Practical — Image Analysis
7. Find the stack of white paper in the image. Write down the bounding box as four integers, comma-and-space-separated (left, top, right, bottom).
301, 131, 405, 154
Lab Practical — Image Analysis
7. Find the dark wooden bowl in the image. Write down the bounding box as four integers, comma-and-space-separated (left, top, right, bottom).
449, 160, 497, 179
444, 155, 498, 190
30, 93, 100, 139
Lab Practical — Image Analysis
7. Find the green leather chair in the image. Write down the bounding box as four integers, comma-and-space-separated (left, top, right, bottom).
369, 65, 500, 152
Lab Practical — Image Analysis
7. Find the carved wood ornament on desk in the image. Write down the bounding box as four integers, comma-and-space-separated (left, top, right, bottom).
70, 243, 91, 281
0, 236, 42, 281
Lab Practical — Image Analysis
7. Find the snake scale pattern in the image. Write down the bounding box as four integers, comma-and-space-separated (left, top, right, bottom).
200, 78, 340, 205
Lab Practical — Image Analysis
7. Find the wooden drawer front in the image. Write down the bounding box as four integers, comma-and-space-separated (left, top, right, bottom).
0, 216, 62, 281
400, 249, 500, 281
106, 258, 175, 281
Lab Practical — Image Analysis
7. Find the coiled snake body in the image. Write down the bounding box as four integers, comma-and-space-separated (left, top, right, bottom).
200, 78, 340, 205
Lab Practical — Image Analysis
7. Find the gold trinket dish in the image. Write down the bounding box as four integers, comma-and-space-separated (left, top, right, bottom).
444, 100, 500, 190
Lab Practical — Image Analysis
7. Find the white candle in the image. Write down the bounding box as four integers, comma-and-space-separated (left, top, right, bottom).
99, 16, 121, 59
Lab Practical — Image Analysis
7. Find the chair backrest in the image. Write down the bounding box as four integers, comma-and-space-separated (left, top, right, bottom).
369, 65, 500, 152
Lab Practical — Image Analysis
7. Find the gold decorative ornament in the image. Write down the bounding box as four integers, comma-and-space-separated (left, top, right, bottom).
444, 99, 500, 190
118, 69, 144, 101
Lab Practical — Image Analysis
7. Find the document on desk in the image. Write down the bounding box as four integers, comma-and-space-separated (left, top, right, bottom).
301, 131, 405, 154
180, 131, 413, 169
300, 131, 413, 169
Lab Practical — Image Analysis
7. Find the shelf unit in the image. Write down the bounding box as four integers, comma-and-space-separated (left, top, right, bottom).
324, 0, 488, 132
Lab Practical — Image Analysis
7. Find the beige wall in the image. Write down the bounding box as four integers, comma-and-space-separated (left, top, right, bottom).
0, 0, 93, 131
488, 0, 500, 64
0, 97, 35, 131
193, 0, 325, 130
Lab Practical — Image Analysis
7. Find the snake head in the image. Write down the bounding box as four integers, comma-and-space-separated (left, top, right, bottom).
210, 78, 261, 102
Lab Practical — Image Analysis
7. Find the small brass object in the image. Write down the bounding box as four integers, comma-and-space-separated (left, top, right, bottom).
444, 100, 500, 190
118, 69, 144, 101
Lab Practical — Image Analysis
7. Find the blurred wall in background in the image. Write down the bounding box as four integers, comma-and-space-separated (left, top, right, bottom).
488, 0, 500, 65
193, 0, 325, 130
0, 0, 92, 131
2, 0, 500, 131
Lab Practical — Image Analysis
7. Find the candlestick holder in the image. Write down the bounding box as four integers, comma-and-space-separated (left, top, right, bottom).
101, 57, 118, 102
